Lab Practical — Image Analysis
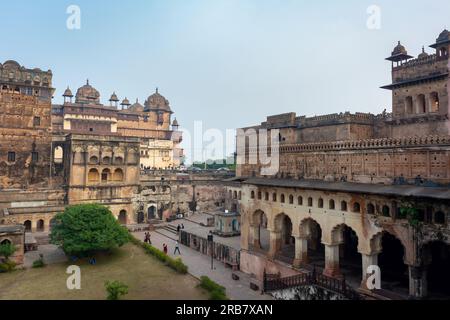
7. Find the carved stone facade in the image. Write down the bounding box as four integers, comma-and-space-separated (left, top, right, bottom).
237, 31, 450, 299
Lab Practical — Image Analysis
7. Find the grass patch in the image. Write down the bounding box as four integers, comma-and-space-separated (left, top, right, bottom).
0, 244, 207, 300
130, 235, 188, 274
199, 276, 229, 300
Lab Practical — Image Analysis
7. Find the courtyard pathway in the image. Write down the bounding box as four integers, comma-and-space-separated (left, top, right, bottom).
134, 230, 274, 300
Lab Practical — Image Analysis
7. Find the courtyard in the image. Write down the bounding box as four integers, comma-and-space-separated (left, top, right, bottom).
0, 243, 208, 300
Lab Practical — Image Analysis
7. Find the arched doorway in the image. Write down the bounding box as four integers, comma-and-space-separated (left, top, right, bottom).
36, 219, 45, 232
147, 205, 156, 220
274, 214, 294, 262
54, 146, 63, 164
330, 224, 361, 280
423, 241, 450, 298
24, 220, 32, 232
118, 210, 127, 225
377, 232, 408, 293
137, 212, 145, 224
1, 239, 11, 245
299, 218, 324, 267
251, 210, 269, 251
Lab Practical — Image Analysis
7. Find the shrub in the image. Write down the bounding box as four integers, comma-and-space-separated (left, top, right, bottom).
105, 280, 129, 300
0, 260, 16, 273
0, 243, 16, 260
133, 236, 188, 274
32, 258, 45, 268
199, 276, 228, 300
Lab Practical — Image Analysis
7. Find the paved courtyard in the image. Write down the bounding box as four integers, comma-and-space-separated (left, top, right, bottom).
134, 228, 273, 300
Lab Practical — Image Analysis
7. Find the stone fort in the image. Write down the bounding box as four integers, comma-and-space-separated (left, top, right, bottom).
235, 30, 450, 299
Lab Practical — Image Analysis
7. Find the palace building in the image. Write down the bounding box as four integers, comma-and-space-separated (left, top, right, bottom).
235, 30, 450, 299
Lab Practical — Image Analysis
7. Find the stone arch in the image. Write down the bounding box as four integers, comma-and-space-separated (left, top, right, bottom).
24, 220, 32, 232
251, 210, 269, 251
340, 200, 348, 211
382, 205, 390, 217
251, 191, 255, 199
0, 239, 12, 245
118, 210, 127, 225
54, 146, 64, 164
101, 168, 111, 182
289, 195, 294, 204
147, 204, 157, 221
114, 156, 124, 165
430, 92, 440, 112
89, 156, 99, 164
318, 198, 324, 208
307, 197, 313, 207
367, 203, 375, 214
102, 156, 111, 165
298, 196, 303, 205
353, 202, 361, 213
280, 194, 285, 203
88, 168, 100, 182
113, 168, 124, 181
329, 199, 335, 210
36, 219, 45, 232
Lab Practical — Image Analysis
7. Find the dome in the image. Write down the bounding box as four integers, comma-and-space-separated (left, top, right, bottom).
120, 97, 131, 107
2, 60, 21, 70
418, 46, 429, 59
392, 41, 408, 56
63, 86, 73, 97
144, 88, 172, 112
437, 29, 450, 43
75, 80, 100, 104
109, 92, 119, 102
128, 99, 144, 112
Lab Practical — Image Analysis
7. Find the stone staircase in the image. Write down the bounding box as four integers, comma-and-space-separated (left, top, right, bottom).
154, 224, 179, 241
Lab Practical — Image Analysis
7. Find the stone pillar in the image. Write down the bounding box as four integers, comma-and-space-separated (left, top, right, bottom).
409, 265, 428, 299
31, 220, 37, 233
251, 225, 261, 249
323, 244, 341, 278
268, 231, 282, 259
360, 253, 379, 289
293, 236, 308, 268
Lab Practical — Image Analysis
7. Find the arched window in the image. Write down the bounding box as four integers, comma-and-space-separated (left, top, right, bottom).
430, 92, 440, 112
24, 220, 32, 232
329, 199, 335, 210
89, 156, 98, 164
382, 205, 390, 217
298, 196, 303, 205
417, 94, 426, 113
434, 211, 446, 225
353, 202, 361, 213
289, 195, 294, 204
36, 219, 45, 232
113, 168, 124, 181
272, 193, 277, 202
88, 168, 99, 182
405, 96, 413, 114
318, 198, 324, 208
54, 146, 63, 164
308, 197, 313, 207
114, 156, 124, 165
101, 169, 111, 182
118, 210, 127, 225
251, 191, 255, 199
367, 203, 375, 214
280, 194, 285, 203
265, 192, 269, 201
257, 191, 262, 200
102, 156, 111, 165
341, 201, 347, 211
1, 239, 11, 245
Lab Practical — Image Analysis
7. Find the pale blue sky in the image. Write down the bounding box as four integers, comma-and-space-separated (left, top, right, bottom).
1, 0, 449, 163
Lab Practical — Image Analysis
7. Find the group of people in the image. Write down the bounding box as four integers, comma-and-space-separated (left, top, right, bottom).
143, 232, 181, 256
144, 232, 152, 244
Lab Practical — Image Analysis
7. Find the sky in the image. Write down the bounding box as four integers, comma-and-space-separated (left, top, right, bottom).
1, 0, 449, 163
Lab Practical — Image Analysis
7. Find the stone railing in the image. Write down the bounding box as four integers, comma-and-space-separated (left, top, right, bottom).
238, 135, 450, 154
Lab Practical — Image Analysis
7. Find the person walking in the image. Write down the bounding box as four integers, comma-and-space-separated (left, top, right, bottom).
163, 243, 168, 255
174, 240, 181, 255
177, 224, 181, 234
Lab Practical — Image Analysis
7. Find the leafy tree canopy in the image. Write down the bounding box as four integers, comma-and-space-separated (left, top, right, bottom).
50, 204, 129, 256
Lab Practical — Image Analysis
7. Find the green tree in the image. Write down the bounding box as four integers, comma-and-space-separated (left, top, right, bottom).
50, 204, 130, 257
105, 280, 129, 300
0, 242, 16, 261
